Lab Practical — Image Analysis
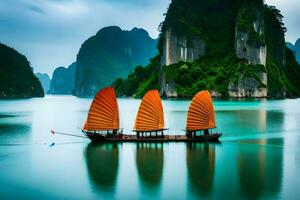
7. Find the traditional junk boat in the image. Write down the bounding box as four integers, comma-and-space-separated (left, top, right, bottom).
82, 87, 120, 142
80, 87, 221, 143
186, 90, 222, 141
133, 90, 167, 138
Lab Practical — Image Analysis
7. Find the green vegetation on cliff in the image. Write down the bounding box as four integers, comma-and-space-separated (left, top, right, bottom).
282, 48, 300, 95
264, 6, 300, 97
163, 59, 267, 98
0, 43, 44, 98
114, 0, 300, 98
113, 56, 160, 98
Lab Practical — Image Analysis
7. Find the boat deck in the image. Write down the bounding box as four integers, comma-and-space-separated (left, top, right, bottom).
87, 133, 222, 143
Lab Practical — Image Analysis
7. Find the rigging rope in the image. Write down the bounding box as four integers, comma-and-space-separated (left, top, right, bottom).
51, 130, 88, 139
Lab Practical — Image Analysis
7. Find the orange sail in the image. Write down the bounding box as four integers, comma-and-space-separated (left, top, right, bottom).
83, 87, 119, 131
134, 90, 165, 132
186, 90, 216, 131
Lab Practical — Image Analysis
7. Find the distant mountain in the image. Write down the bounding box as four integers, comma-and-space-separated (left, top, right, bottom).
286, 39, 300, 63
49, 62, 76, 94
0, 43, 44, 98
35, 73, 50, 94
74, 26, 157, 97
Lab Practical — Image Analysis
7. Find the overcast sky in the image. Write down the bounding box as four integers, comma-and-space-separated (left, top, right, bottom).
0, 0, 299, 76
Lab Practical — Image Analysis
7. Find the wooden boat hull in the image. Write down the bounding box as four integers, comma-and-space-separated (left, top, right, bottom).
86, 133, 222, 143
85, 132, 120, 142
86, 132, 106, 142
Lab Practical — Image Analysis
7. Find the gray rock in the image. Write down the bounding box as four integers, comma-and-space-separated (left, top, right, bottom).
229, 13, 268, 98
160, 30, 205, 98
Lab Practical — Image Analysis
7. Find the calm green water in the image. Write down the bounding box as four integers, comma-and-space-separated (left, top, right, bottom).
0, 96, 300, 199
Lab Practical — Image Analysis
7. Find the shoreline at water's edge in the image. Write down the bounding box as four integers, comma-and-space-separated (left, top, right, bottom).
71, 95, 299, 101
17, 94, 298, 101
0, 95, 44, 99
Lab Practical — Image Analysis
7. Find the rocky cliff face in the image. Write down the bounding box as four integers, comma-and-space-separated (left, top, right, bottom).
161, 30, 205, 66
161, 6, 268, 97
160, 1, 274, 98
235, 19, 266, 65
161, 77, 178, 98
229, 13, 268, 97
49, 62, 76, 94
160, 30, 205, 97
114, 0, 300, 99
74, 26, 157, 97
0, 43, 44, 98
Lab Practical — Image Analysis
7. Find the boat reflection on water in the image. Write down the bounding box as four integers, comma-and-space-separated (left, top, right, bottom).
238, 138, 283, 199
186, 143, 216, 197
238, 133, 284, 199
136, 143, 164, 193
85, 143, 119, 192
237, 110, 284, 199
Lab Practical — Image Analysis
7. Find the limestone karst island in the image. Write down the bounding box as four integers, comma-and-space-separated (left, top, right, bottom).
0, 0, 300, 199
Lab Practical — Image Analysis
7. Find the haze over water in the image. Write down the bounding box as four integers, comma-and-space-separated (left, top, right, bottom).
0, 96, 300, 199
